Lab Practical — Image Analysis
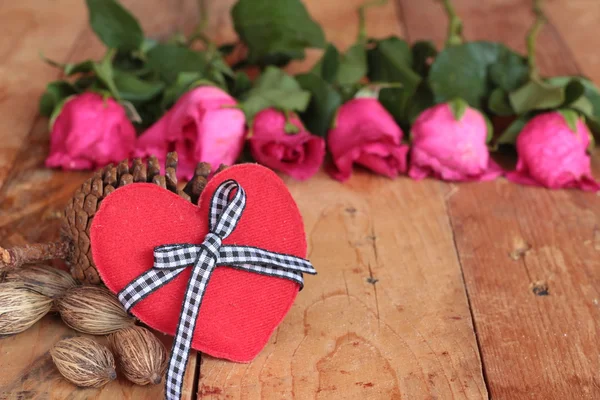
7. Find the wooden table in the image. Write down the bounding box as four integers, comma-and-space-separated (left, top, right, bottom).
1, 0, 599, 399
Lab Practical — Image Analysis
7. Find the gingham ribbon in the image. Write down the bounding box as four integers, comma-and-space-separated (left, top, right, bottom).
117, 179, 316, 400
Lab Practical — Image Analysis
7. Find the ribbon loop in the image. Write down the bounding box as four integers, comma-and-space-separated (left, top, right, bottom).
117, 179, 316, 400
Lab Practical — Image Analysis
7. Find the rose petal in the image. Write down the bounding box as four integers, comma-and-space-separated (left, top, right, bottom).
249, 108, 325, 181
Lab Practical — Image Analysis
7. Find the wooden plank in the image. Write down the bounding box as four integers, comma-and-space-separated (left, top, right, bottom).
0, 0, 89, 190
0, 316, 197, 400
200, 172, 487, 399
199, 2, 485, 398
0, 1, 200, 398
398, 0, 600, 398
545, 0, 600, 83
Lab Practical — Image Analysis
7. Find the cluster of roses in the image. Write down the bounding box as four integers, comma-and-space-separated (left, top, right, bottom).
47, 85, 599, 190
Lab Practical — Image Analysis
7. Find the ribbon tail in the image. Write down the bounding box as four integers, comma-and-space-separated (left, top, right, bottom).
216, 246, 317, 290
218, 262, 306, 288
218, 245, 316, 274
164, 254, 217, 400
118, 268, 186, 311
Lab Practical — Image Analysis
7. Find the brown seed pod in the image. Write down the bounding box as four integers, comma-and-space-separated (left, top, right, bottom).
50, 336, 117, 387
57, 286, 134, 335
108, 326, 167, 385
4, 265, 77, 300
0, 282, 53, 335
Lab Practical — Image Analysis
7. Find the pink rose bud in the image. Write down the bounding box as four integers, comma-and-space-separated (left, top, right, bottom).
327, 98, 408, 182
506, 111, 600, 191
249, 109, 325, 181
46, 93, 136, 170
409, 102, 502, 182
135, 86, 246, 180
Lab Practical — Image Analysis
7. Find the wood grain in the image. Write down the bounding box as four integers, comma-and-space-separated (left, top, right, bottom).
0, 0, 88, 191
199, 171, 486, 399
0, 0, 199, 398
196, 2, 487, 398
0, 316, 196, 400
398, 0, 600, 398
545, 0, 600, 83
195, 2, 483, 398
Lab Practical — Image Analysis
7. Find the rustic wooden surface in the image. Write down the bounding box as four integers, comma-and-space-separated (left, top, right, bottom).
0, 0, 599, 399
0, 1, 199, 399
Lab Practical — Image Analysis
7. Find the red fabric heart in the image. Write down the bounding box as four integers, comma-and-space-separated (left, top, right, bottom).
90, 164, 306, 362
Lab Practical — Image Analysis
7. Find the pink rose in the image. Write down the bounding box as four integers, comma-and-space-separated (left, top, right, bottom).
409, 103, 502, 182
249, 109, 325, 180
506, 111, 600, 191
135, 86, 246, 179
327, 98, 408, 181
46, 93, 136, 170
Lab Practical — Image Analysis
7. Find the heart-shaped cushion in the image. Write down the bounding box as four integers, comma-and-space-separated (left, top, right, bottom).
90, 164, 306, 362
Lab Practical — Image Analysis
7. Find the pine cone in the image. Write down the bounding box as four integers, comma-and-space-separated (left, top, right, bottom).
0, 152, 227, 285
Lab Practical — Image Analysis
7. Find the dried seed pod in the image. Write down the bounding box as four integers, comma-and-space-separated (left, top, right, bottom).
4, 265, 77, 300
108, 326, 167, 385
57, 286, 134, 335
0, 283, 53, 335
51, 337, 117, 388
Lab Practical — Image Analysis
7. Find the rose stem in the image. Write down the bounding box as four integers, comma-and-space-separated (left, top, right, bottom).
440, 0, 463, 47
526, 0, 545, 81
0, 241, 70, 272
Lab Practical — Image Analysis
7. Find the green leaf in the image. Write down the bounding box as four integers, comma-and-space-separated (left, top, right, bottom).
228, 71, 253, 99
113, 70, 164, 102
563, 79, 585, 106
241, 66, 311, 121
496, 115, 529, 145
550, 77, 600, 119
558, 109, 579, 132
484, 114, 494, 144
146, 44, 207, 84
161, 72, 203, 109
85, 0, 144, 51
449, 98, 468, 120
209, 55, 234, 78
569, 96, 594, 116
39, 81, 77, 117
141, 38, 158, 54
64, 60, 95, 76
488, 88, 514, 116
218, 43, 236, 56
336, 44, 367, 86
112, 51, 151, 77
580, 79, 600, 120
92, 52, 120, 100
133, 97, 164, 129
405, 82, 435, 125
203, 52, 235, 90
49, 95, 75, 129
509, 79, 568, 115
412, 40, 437, 77
312, 44, 340, 83
429, 41, 529, 109
489, 49, 529, 92
369, 37, 419, 87
549, 78, 600, 139
296, 72, 342, 137
73, 75, 97, 92
232, 0, 325, 66
367, 36, 422, 124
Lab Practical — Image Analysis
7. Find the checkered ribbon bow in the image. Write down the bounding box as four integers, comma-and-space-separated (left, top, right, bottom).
117, 179, 316, 400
